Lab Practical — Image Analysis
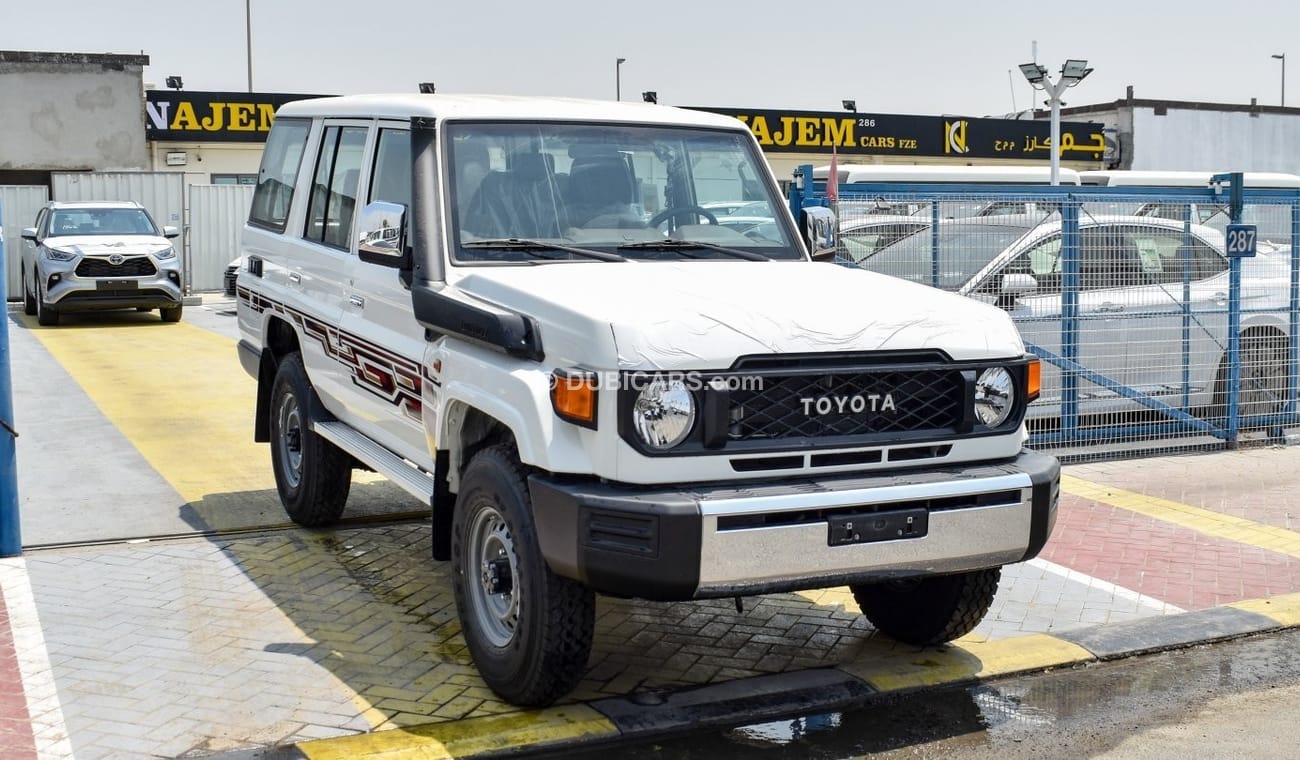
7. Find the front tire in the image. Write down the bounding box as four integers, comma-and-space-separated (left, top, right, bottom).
851, 568, 1001, 645
161, 304, 183, 323
22, 269, 36, 316
269, 352, 351, 525
35, 279, 58, 327
451, 444, 594, 706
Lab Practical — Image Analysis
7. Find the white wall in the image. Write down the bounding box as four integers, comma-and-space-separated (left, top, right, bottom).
1131, 107, 1300, 172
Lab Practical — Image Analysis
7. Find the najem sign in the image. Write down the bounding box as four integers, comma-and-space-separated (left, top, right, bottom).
144, 91, 326, 143
689, 106, 1107, 162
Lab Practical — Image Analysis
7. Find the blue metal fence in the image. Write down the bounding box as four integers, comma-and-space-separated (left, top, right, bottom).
0, 197, 21, 556
790, 166, 1300, 454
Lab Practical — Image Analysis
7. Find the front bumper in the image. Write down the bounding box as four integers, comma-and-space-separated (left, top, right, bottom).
43, 259, 183, 311
530, 449, 1059, 600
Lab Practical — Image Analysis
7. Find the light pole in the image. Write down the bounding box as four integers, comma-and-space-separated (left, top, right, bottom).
615, 57, 626, 101
245, 0, 253, 92
1019, 58, 1093, 185
1274, 53, 1286, 106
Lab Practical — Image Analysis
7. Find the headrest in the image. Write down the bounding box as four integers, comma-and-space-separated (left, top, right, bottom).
512, 152, 553, 182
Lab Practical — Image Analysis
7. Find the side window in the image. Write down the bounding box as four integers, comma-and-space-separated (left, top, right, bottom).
1191, 238, 1228, 279
997, 235, 1063, 294
1128, 229, 1187, 284
34, 208, 47, 238
250, 118, 310, 232
304, 125, 368, 250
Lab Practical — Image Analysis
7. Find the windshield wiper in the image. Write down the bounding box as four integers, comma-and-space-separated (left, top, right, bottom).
617, 239, 771, 261
462, 238, 627, 262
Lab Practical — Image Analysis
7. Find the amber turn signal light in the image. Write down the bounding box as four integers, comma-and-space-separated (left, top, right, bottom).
1026, 358, 1041, 402
551, 370, 598, 429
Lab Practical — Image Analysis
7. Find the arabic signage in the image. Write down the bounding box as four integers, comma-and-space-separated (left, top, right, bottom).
689, 107, 1106, 162
145, 91, 326, 142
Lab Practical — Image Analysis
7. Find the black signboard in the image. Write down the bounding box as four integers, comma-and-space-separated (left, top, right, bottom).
145, 91, 328, 143
688, 107, 1106, 162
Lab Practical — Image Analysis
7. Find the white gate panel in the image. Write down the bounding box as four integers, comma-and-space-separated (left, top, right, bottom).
189, 185, 253, 292
52, 172, 187, 289
1, 185, 51, 299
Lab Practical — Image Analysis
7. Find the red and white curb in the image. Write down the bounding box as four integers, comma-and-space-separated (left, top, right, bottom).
0, 559, 73, 760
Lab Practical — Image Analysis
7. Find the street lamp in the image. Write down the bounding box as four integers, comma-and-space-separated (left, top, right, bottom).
1273, 53, 1286, 107
615, 57, 626, 101
842, 99, 856, 112
641, 91, 657, 104
1019, 58, 1093, 185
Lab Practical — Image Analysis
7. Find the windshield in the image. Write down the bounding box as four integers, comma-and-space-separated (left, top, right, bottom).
48, 208, 159, 237
859, 223, 1033, 290
445, 122, 800, 262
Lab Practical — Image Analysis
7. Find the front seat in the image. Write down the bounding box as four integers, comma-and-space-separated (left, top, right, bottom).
566, 153, 639, 228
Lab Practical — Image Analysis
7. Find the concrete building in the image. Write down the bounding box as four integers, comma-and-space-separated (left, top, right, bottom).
1043, 88, 1300, 173
0, 50, 150, 183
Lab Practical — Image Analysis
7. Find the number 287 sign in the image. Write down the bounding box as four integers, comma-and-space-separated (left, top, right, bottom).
1226, 224, 1258, 258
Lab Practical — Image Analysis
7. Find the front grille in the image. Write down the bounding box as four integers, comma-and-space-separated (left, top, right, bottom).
76, 257, 156, 277
728, 369, 963, 441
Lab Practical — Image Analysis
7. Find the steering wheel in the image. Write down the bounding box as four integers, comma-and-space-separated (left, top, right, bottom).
649, 205, 719, 228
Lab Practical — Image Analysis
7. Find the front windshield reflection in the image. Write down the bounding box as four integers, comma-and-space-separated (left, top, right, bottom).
446, 122, 800, 262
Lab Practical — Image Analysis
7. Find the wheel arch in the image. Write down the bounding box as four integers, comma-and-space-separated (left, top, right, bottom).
254, 315, 304, 442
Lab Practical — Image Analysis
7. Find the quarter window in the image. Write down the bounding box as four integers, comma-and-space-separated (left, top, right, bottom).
249, 118, 309, 231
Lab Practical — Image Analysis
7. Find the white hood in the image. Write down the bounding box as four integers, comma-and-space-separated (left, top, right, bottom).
454, 261, 1025, 370
45, 235, 172, 256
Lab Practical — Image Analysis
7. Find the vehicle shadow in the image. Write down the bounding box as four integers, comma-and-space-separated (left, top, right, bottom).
186, 483, 996, 729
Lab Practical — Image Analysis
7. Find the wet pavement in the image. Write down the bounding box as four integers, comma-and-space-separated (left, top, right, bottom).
5, 297, 1300, 758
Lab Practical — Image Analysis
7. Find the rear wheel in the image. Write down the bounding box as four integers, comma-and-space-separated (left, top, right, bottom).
22, 269, 36, 316
851, 568, 1001, 645
451, 443, 594, 706
161, 304, 183, 323
1210, 334, 1288, 424
269, 352, 351, 525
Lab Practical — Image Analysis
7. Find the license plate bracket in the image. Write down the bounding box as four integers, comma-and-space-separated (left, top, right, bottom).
828, 507, 928, 546
97, 279, 138, 290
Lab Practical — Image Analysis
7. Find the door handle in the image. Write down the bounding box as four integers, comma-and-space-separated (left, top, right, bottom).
1096, 302, 1125, 313
288, 272, 302, 285
348, 295, 365, 308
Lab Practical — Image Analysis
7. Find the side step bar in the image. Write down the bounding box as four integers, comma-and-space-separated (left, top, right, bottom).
313, 421, 434, 502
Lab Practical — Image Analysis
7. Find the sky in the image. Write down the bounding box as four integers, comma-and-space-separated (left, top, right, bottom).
4, 0, 1298, 117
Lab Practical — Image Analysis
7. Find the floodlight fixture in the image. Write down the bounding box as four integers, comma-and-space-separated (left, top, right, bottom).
418, 82, 436, 94
642, 91, 657, 104
842, 99, 857, 112
1019, 62, 1048, 86
165, 75, 184, 90
1060, 59, 1093, 84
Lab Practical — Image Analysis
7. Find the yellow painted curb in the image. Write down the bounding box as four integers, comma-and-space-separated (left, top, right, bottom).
1227, 592, 1300, 627
838, 633, 1093, 692
297, 705, 619, 760
1062, 474, 1300, 560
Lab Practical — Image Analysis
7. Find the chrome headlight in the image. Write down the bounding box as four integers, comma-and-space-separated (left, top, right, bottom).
44, 247, 76, 262
973, 367, 1016, 427
632, 378, 696, 449
155, 246, 177, 260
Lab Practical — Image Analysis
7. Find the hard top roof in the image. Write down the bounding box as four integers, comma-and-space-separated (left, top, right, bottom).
47, 201, 144, 210
276, 93, 748, 131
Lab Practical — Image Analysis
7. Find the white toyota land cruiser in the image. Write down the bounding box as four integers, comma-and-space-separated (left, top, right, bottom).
236, 94, 1060, 707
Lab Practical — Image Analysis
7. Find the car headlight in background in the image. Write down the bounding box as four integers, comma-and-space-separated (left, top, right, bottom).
632, 378, 696, 449
155, 246, 177, 260
973, 367, 1015, 427
43, 247, 76, 262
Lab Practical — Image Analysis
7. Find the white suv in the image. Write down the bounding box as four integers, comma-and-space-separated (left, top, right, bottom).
20, 201, 184, 325
236, 94, 1059, 707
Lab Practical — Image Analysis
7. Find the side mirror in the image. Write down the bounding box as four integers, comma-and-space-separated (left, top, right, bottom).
1001, 273, 1039, 295
800, 206, 836, 260
163, 226, 181, 239
357, 201, 410, 269
20, 227, 37, 242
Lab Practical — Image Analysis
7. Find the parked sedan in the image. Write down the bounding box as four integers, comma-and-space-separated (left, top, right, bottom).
830, 215, 931, 263
859, 215, 1290, 421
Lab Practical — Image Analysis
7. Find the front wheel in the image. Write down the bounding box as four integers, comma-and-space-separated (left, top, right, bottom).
451, 444, 594, 706
269, 352, 351, 525
851, 568, 1001, 645
22, 269, 36, 316
35, 279, 58, 327
161, 304, 183, 323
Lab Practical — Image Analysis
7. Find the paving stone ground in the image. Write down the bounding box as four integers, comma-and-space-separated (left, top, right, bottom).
3, 300, 1300, 757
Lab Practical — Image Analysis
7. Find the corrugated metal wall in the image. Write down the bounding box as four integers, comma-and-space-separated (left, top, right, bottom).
1, 185, 51, 298
189, 185, 253, 292
52, 172, 188, 289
